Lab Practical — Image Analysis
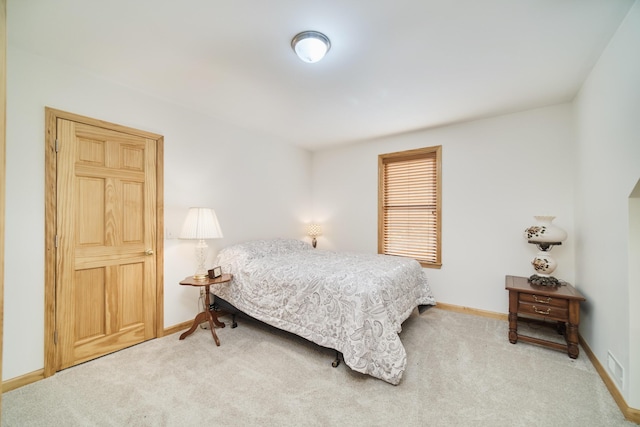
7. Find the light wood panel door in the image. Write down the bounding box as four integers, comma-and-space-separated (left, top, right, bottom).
56, 119, 158, 369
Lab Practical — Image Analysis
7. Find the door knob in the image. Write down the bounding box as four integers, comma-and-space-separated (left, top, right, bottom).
145, 249, 154, 256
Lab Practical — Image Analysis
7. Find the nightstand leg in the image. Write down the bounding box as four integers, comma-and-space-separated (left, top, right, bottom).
211, 313, 226, 329
508, 290, 519, 344
206, 311, 221, 346
508, 312, 518, 343
204, 285, 221, 346
179, 284, 221, 346
179, 311, 209, 340
567, 300, 580, 358
567, 324, 579, 358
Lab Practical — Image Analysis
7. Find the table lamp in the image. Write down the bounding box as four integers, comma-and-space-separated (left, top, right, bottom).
307, 223, 322, 248
524, 215, 567, 286
180, 207, 223, 280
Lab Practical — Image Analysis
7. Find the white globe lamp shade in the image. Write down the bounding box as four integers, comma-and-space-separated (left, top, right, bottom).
292, 31, 331, 63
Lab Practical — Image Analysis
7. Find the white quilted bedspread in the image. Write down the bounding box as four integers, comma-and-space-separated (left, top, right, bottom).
211, 239, 436, 385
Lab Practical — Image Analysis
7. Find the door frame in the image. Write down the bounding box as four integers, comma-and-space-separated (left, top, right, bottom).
44, 108, 165, 377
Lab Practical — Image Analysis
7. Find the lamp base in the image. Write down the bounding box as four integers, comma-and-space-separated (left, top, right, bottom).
528, 274, 561, 287
192, 239, 209, 281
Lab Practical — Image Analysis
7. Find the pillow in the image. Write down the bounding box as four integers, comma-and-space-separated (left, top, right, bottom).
215, 238, 312, 273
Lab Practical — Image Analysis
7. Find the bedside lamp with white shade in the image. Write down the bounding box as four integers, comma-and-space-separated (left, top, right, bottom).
307, 223, 322, 248
180, 207, 224, 280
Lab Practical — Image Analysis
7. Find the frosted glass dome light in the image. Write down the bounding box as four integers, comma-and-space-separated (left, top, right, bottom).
291, 31, 331, 63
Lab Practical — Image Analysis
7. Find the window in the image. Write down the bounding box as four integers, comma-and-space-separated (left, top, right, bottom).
378, 146, 442, 268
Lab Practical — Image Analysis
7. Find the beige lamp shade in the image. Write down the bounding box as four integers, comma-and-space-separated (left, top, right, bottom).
180, 207, 223, 239
306, 223, 322, 237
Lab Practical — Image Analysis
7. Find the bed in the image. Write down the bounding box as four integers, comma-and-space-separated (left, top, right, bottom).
210, 238, 436, 385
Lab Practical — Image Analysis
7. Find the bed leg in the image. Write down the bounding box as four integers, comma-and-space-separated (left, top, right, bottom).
332, 350, 341, 368
231, 313, 237, 328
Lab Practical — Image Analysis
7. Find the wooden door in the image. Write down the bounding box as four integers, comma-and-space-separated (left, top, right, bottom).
55, 118, 158, 369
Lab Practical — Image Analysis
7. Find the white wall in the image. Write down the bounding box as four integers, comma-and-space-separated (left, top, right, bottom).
312, 104, 576, 314
573, 0, 640, 408
3, 47, 312, 380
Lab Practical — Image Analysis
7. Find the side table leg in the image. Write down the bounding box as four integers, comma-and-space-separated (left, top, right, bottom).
508, 291, 519, 344
179, 284, 222, 346
204, 285, 221, 346
211, 313, 226, 329
206, 311, 221, 347
566, 300, 581, 359
179, 311, 209, 340
566, 323, 579, 359
508, 312, 518, 344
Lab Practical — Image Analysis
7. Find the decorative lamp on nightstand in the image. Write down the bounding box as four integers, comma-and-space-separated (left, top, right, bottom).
307, 223, 322, 248
524, 215, 567, 286
180, 207, 224, 280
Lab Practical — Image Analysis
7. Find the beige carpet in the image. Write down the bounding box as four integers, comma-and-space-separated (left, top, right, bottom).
2, 308, 634, 426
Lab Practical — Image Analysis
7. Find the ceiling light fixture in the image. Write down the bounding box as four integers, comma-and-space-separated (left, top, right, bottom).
291, 31, 331, 63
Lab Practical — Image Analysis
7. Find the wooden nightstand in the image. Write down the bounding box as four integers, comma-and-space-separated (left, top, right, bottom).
505, 275, 586, 358
179, 274, 233, 346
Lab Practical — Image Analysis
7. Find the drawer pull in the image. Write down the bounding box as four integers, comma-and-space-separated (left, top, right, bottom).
533, 295, 551, 304
533, 306, 551, 315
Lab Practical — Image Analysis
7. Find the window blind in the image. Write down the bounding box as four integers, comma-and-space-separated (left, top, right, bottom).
379, 146, 441, 268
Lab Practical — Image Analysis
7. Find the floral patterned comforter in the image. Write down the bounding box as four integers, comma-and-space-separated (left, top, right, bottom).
211, 238, 436, 385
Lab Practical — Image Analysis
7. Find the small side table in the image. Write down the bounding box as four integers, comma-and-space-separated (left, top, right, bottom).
506, 275, 586, 358
179, 274, 232, 346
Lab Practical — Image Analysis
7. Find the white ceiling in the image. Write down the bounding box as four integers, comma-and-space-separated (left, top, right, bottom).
7, 0, 635, 150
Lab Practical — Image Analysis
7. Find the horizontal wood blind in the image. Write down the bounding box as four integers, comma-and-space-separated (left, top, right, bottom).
379, 146, 441, 268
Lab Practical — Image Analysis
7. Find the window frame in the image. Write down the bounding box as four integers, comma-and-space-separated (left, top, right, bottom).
378, 145, 442, 268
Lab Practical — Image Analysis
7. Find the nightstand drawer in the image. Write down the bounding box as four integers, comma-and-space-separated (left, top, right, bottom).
518, 302, 568, 321
520, 292, 568, 308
